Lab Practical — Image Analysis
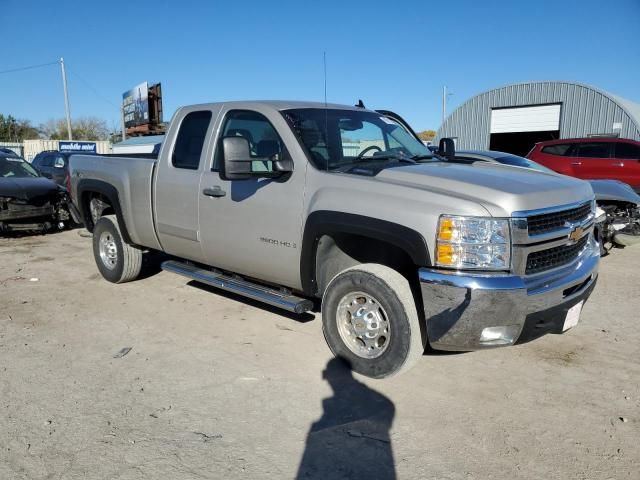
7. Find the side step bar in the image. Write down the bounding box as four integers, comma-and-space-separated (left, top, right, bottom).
161, 260, 314, 314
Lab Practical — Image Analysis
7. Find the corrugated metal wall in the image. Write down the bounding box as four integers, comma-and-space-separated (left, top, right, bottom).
436, 82, 640, 149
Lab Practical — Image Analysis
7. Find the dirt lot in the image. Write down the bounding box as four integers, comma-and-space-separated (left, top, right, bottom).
0, 230, 638, 480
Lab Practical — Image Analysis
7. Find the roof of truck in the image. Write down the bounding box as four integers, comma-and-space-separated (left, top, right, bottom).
183, 100, 370, 111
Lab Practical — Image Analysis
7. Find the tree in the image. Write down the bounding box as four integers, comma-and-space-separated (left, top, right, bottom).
417, 130, 436, 142
0, 114, 39, 141
40, 117, 110, 141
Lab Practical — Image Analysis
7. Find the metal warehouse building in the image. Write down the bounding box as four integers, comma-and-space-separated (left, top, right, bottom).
436, 81, 640, 157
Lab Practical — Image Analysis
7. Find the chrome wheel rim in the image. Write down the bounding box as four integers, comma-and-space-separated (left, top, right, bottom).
99, 231, 118, 270
336, 291, 390, 359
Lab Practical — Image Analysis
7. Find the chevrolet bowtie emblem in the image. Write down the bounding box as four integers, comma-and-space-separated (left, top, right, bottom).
569, 226, 584, 243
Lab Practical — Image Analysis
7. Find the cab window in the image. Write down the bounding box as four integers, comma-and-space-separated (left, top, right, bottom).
214, 110, 284, 171
172, 110, 212, 170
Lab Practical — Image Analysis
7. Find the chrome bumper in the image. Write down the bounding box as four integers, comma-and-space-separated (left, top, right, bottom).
419, 235, 600, 351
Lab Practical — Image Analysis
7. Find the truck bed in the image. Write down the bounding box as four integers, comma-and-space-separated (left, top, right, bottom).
69, 153, 161, 250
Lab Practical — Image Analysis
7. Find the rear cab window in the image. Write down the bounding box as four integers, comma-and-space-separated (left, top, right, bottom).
172, 111, 213, 170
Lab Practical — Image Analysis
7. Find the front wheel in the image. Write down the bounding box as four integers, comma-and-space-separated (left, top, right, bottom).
92, 215, 142, 283
321, 264, 425, 379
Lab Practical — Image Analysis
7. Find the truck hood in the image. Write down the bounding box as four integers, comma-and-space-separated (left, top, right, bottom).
0, 177, 60, 204
373, 162, 594, 216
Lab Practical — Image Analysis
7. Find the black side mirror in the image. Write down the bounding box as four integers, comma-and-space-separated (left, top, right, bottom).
221, 136, 292, 181
221, 136, 253, 180
438, 137, 456, 160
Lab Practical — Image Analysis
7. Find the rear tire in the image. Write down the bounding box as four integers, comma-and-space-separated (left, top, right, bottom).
92, 215, 142, 283
321, 263, 425, 379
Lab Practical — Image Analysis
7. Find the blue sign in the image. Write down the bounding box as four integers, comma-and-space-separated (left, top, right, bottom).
59, 141, 97, 154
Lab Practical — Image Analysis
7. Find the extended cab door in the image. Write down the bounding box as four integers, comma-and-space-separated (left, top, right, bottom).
153, 106, 221, 262
198, 106, 306, 289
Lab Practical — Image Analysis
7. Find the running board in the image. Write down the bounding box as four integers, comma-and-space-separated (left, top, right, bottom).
161, 260, 314, 314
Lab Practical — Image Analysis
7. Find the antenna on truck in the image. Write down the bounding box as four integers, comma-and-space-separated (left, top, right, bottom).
323, 51, 329, 171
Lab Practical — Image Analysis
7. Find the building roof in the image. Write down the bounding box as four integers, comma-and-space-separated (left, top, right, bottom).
113, 135, 165, 147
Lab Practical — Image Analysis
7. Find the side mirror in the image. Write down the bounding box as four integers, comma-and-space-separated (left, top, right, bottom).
221, 136, 292, 181
438, 137, 456, 160
54, 158, 65, 168
221, 136, 253, 180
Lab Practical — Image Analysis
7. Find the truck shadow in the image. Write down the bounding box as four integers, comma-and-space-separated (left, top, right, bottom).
186, 280, 316, 323
295, 357, 397, 479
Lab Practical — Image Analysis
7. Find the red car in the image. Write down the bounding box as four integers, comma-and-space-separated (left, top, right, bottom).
527, 138, 640, 191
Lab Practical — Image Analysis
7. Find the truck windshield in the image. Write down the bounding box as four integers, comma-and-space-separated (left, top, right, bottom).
282, 108, 433, 171
0, 156, 40, 178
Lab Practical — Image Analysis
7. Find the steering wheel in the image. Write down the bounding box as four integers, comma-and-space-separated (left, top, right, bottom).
356, 145, 383, 160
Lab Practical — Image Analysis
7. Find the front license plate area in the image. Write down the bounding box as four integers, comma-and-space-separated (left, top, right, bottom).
563, 301, 583, 331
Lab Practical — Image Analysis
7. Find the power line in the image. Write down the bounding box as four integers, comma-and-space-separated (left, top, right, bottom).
65, 66, 119, 109
0, 60, 59, 75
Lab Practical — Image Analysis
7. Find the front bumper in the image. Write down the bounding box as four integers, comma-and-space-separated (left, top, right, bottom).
419, 235, 600, 351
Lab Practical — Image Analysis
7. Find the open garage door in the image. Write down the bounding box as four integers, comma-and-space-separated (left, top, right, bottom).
490, 104, 561, 156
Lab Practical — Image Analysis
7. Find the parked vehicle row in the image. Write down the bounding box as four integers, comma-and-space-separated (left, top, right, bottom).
69, 100, 599, 379
0, 151, 74, 233
449, 150, 640, 254
527, 137, 640, 192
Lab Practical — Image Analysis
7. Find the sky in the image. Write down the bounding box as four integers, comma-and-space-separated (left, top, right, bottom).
1, 0, 639, 133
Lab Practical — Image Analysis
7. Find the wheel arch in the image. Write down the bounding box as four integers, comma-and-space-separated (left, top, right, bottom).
77, 179, 133, 244
300, 210, 431, 297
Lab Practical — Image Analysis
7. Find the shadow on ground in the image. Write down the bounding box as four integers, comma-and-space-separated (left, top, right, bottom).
295, 358, 397, 479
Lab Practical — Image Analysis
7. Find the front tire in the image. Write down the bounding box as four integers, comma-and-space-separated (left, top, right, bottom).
321, 264, 425, 379
92, 215, 142, 283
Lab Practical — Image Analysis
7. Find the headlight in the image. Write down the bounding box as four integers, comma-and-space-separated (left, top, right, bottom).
436, 215, 511, 270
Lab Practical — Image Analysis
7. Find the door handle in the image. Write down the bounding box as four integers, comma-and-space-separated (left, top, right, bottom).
571, 161, 582, 166
202, 186, 226, 198
611, 162, 624, 167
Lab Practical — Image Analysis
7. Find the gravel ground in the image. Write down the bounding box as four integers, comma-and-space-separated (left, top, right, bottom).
0, 229, 638, 480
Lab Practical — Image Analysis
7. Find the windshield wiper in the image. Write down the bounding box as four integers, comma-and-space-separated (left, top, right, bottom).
359, 154, 417, 164
411, 154, 442, 161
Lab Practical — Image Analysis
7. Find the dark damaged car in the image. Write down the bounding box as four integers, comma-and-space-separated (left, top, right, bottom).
0, 151, 73, 233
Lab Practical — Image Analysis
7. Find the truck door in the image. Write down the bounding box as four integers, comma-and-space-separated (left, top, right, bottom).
198, 107, 306, 289
153, 106, 220, 262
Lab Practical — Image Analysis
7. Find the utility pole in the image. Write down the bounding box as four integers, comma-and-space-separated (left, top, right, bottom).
60, 57, 72, 140
121, 105, 126, 141
442, 86, 453, 125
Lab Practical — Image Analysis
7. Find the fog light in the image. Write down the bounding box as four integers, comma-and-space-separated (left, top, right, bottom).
479, 326, 520, 345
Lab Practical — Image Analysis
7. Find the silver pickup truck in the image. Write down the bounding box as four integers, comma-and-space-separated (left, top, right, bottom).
70, 101, 599, 378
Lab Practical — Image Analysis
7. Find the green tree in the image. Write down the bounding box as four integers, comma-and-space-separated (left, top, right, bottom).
40, 117, 110, 141
417, 129, 436, 142
0, 114, 39, 141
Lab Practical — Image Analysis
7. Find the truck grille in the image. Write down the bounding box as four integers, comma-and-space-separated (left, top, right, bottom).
527, 202, 591, 236
525, 235, 589, 275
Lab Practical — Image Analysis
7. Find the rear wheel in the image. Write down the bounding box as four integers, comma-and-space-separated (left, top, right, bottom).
321, 263, 425, 379
92, 215, 142, 283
